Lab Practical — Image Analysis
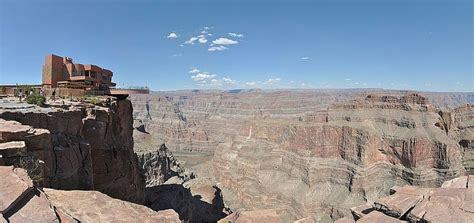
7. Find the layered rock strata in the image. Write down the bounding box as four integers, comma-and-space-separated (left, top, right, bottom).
0, 99, 145, 203
131, 90, 473, 222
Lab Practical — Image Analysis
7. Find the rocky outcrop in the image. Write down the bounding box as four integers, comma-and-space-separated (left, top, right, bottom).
137, 143, 228, 222
131, 90, 473, 222
0, 165, 179, 222
342, 175, 474, 222
138, 144, 191, 187
219, 209, 293, 223
0, 166, 58, 222
0, 99, 145, 204
45, 189, 180, 223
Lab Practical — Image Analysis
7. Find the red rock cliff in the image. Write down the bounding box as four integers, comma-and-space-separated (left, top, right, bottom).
0, 99, 145, 204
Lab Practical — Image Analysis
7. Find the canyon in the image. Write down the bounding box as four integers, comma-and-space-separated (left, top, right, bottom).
0, 89, 472, 222
130, 89, 473, 222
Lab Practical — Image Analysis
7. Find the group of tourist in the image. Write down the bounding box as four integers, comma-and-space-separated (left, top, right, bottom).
14, 88, 52, 102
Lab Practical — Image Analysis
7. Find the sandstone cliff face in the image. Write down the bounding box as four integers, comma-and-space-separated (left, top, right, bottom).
131, 90, 473, 222
0, 99, 145, 204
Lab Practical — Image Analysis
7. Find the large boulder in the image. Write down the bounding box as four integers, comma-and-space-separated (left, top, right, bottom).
340, 175, 474, 223
0, 166, 180, 223
0, 166, 58, 222
44, 189, 180, 223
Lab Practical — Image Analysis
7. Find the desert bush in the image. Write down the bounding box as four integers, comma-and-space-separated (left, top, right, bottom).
14, 156, 44, 186
26, 93, 46, 106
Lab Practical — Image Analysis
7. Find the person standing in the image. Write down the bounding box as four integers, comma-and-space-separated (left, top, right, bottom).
18, 89, 23, 102
52, 88, 56, 102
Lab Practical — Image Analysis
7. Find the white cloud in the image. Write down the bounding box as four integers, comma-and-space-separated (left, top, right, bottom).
245, 82, 257, 86
184, 35, 207, 45
191, 73, 216, 82
189, 68, 239, 88
184, 37, 199, 45
208, 46, 228, 51
203, 26, 212, 30
189, 68, 200, 74
345, 78, 351, 81
198, 35, 208, 44
167, 32, 179, 39
223, 77, 237, 85
301, 57, 310, 60
264, 78, 281, 85
171, 53, 182, 57
212, 37, 238, 45
228, 32, 244, 38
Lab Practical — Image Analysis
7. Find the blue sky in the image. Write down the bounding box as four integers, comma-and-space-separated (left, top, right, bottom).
0, 0, 472, 91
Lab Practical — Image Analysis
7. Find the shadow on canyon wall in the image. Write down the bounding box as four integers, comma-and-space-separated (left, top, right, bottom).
145, 184, 227, 222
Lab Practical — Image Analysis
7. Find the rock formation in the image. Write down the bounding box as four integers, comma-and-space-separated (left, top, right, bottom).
136, 143, 228, 222
0, 165, 180, 222
0, 99, 145, 204
138, 144, 191, 187
334, 175, 473, 223
130, 90, 473, 222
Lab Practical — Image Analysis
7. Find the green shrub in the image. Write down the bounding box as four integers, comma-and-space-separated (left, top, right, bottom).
14, 156, 44, 186
26, 93, 46, 106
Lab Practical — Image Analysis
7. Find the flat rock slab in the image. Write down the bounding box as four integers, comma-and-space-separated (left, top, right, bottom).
0, 102, 35, 110
362, 175, 474, 223
408, 188, 474, 222
220, 209, 291, 223
441, 175, 471, 188
334, 217, 355, 223
294, 217, 316, 223
191, 185, 218, 205
374, 185, 432, 218
0, 141, 27, 157
8, 189, 58, 223
350, 204, 373, 220
0, 166, 33, 213
357, 211, 408, 223
44, 189, 180, 223
0, 119, 31, 143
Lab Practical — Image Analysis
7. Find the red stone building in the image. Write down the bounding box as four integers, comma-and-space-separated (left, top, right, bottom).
42, 54, 116, 90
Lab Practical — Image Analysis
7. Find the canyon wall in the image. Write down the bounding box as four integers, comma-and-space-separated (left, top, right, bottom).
130, 90, 473, 222
0, 99, 145, 204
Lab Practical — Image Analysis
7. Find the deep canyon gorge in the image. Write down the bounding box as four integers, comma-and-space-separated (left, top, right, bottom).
130, 89, 473, 222
0, 89, 473, 222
